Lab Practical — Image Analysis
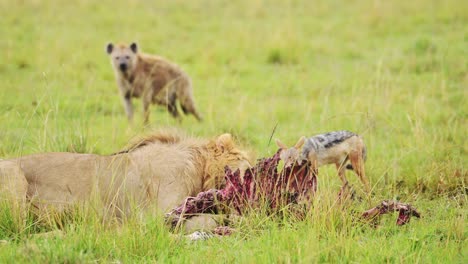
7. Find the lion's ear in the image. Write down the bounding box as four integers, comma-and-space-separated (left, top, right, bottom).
216, 133, 234, 151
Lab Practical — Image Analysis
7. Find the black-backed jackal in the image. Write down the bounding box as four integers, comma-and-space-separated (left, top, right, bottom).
276, 131, 370, 193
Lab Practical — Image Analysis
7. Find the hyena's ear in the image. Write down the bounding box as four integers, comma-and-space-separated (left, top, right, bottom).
275, 139, 288, 149
216, 133, 234, 151
294, 136, 306, 149
106, 43, 114, 54
130, 42, 138, 53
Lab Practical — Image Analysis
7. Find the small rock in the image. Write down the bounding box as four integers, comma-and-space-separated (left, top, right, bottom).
186, 231, 214, 241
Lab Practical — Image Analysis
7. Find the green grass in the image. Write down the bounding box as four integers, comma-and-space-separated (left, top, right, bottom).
0, 0, 466, 262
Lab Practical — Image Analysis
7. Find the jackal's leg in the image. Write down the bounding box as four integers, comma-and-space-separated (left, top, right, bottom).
338, 181, 355, 202
336, 160, 355, 202
336, 161, 348, 186
308, 154, 319, 178
349, 150, 370, 193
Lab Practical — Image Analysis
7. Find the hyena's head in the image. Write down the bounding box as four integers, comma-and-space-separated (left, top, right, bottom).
276, 136, 306, 167
106, 42, 138, 74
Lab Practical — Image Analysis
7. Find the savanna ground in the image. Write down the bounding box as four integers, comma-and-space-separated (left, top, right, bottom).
0, 0, 466, 262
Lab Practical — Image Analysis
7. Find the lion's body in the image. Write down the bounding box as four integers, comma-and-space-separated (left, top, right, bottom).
0, 132, 251, 218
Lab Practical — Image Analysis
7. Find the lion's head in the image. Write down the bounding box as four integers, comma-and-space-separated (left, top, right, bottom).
203, 133, 253, 189
113, 130, 253, 191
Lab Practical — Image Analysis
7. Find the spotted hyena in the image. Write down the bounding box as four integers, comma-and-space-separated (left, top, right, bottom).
106, 42, 202, 124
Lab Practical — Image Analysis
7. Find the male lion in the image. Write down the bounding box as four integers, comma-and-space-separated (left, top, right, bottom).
0, 132, 251, 219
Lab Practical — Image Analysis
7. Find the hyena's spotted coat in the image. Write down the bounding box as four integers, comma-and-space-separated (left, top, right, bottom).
106, 42, 202, 124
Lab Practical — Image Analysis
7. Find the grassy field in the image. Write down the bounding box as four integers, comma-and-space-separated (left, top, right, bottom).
0, 0, 466, 262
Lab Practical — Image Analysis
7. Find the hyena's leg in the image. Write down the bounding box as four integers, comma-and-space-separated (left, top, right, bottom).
349, 150, 370, 193
143, 99, 151, 125
167, 92, 181, 121
177, 79, 203, 122
180, 97, 203, 121
122, 92, 134, 122
167, 103, 179, 119
142, 89, 155, 125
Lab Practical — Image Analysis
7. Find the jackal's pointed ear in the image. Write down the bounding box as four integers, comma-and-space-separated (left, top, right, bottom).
106, 43, 114, 54
275, 139, 287, 149
130, 42, 138, 53
294, 136, 306, 149
216, 133, 234, 151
